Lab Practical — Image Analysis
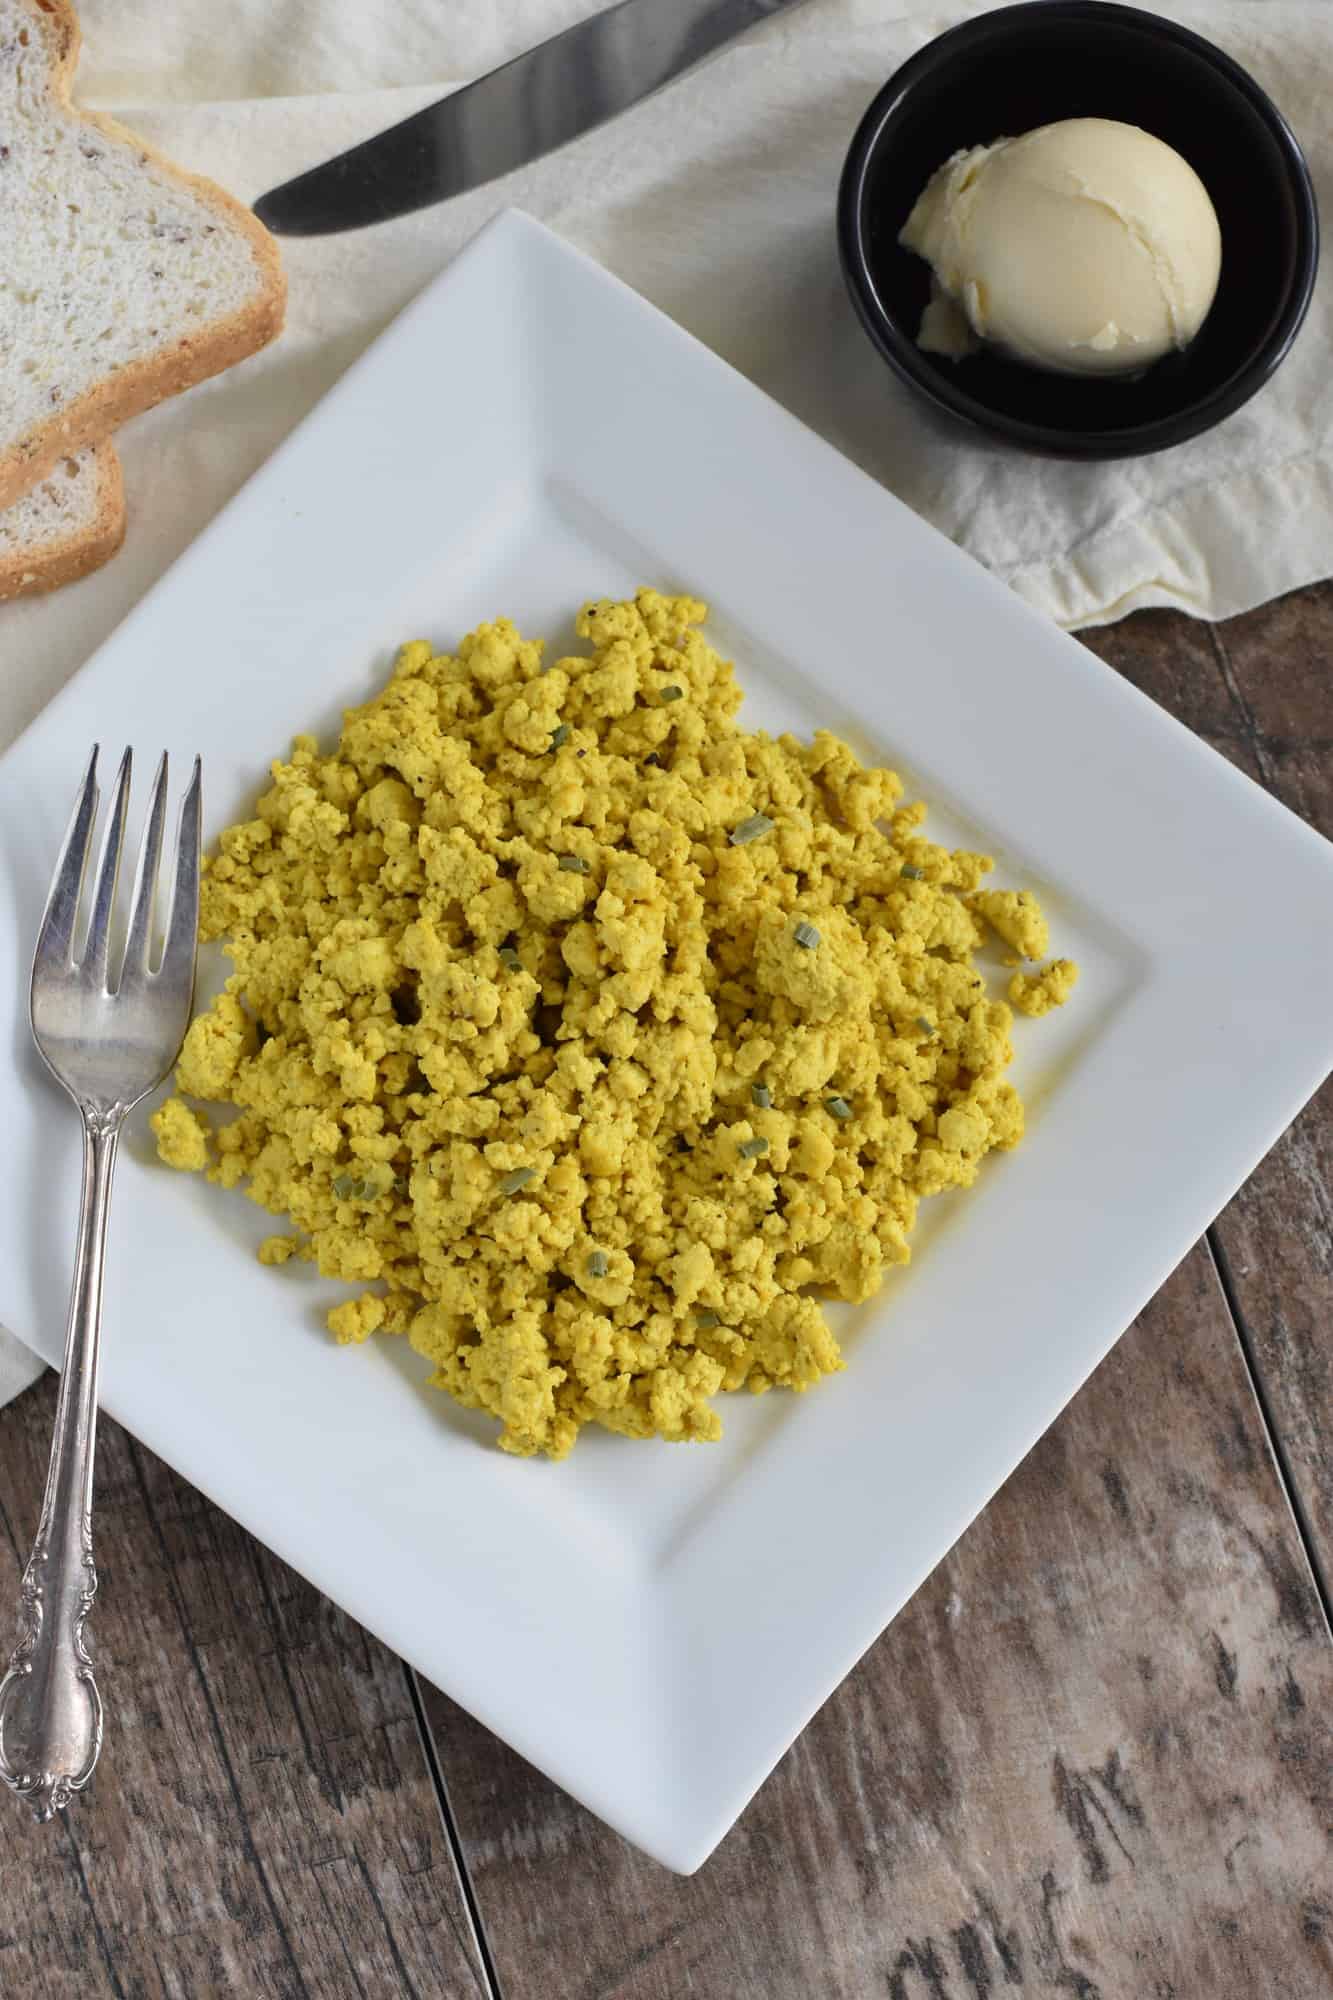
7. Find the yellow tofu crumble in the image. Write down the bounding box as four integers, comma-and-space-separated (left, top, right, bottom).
149, 1096, 211, 1174
1009, 959, 1080, 1017
153, 590, 1074, 1458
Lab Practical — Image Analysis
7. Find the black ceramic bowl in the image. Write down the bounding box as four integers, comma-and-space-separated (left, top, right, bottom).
837, 0, 1319, 458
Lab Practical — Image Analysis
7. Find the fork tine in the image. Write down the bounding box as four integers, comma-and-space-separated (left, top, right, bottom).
122, 753, 169, 977
82, 748, 133, 988
160, 756, 202, 986
32, 746, 100, 974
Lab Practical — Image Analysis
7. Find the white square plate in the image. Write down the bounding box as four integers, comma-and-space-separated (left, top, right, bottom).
2, 212, 1332, 1873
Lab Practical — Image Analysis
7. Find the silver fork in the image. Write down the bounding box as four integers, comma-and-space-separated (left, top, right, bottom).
0, 747, 201, 1820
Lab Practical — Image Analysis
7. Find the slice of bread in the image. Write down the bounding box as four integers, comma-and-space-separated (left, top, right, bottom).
0, 0, 285, 511
0, 440, 124, 599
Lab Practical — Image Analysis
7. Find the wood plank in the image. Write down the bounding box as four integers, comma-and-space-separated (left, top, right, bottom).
1084, 585, 1333, 1591
423, 1244, 1333, 1999
0, 1380, 486, 2000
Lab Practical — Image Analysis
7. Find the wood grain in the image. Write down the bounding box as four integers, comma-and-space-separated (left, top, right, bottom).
1084, 584, 1333, 1594
0, 1380, 485, 2000
423, 1244, 1333, 1999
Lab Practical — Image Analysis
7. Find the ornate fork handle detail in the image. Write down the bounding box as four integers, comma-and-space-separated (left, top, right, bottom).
1, 748, 200, 1821
0, 1107, 120, 1818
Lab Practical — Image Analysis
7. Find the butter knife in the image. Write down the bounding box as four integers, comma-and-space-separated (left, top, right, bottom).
253, 0, 811, 236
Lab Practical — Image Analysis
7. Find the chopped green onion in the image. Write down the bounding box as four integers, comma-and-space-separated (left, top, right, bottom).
695, 1309, 721, 1330
739, 1135, 770, 1160
751, 1083, 772, 1109
659, 684, 684, 704
793, 921, 821, 950
916, 1016, 936, 1038
499, 1167, 535, 1196
825, 1095, 853, 1122
548, 723, 570, 751
332, 1167, 392, 1202
900, 863, 925, 881
730, 813, 775, 847
498, 945, 522, 971
587, 1250, 609, 1279
558, 854, 590, 874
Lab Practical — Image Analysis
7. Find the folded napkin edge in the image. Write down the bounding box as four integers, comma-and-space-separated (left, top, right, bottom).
1005, 443, 1333, 630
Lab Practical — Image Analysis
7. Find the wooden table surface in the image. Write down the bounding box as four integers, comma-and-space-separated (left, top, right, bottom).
2, 584, 1330, 2000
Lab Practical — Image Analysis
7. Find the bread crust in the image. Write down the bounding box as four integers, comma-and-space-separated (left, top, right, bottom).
0, 442, 126, 600
0, 0, 286, 511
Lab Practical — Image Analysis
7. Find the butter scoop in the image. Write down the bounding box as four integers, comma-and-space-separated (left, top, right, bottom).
899, 117, 1222, 377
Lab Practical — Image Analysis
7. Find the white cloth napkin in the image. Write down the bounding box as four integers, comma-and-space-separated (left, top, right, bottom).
2, 0, 1330, 1399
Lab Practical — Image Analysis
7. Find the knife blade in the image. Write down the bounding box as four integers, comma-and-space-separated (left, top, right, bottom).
253, 0, 810, 236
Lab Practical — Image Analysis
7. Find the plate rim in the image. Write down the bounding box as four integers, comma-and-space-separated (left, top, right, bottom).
1, 208, 1331, 1873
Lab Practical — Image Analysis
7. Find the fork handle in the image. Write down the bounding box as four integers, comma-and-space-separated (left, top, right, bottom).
0, 1106, 119, 1819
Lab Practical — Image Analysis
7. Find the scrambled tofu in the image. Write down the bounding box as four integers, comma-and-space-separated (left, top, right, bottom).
970, 889, 1049, 963
151, 1096, 211, 1174
1009, 958, 1080, 1017
151, 590, 1074, 1458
